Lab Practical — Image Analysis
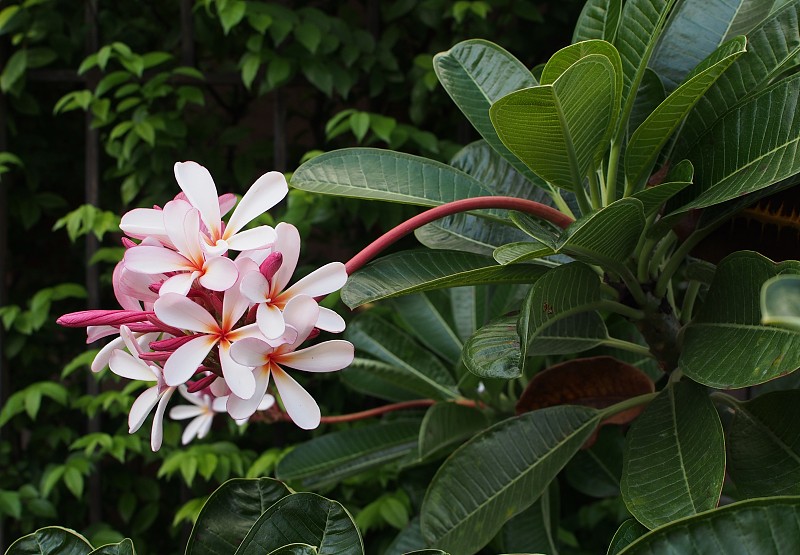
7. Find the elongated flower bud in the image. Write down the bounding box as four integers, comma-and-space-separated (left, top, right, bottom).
57, 310, 154, 327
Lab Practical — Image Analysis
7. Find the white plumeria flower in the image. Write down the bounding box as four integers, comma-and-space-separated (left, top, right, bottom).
240, 222, 347, 339
228, 295, 354, 428
124, 200, 238, 295
153, 259, 264, 399
108, 326, 175, 451
173, 161, 287, 255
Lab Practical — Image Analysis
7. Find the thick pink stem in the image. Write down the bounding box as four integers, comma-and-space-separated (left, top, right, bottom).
344, 196, 573, 274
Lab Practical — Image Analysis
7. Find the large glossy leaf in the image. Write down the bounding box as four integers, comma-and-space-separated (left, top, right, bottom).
565, 427, 625, 498
265, 546, 317, 555
681, 252, 800, 388
517, 263, 603, 362
342, 250, 547, 308
6, 527, 92, 555
761, 274, 800, 330
628, 69, 666, 137
613, 0, 677, 136
420, 406, 601, 554
608, 520, 648, 555
502, 198, 645, 270
617, 496, 800, 554
490, 55, 617, 191
345, 314, 457, 400
187, 478, 292, 555
672, 73, 800, 212
275, 420, 422, 489
290, 148, 493, 206
541, 41, 623, 101
572, 0, 623, 43
391, 293, 462, 365
88, 540, 136, 555
234, 493, 362, 555
341, 358, 440, 402
385, 517, 426, 555
418, 402, 488, 460
725, 390, 800, 497
462, 315, 521, 379
433, 40, 543, 186
625, 37, 747, 190
630, 160, 693, 216
649, 0, 770, 91
677, 1, 800, 152
499, 484, 559, 554
621, 381, 725, 529
530, 311, 610, 355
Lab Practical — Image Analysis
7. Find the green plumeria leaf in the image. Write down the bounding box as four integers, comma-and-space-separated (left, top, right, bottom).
186, 478, 292, 555
621, 381, 725, 529
617, 496, 800, 554
490, 54, 617, 192
625, 36, 746, 191
276, 420, 422, 489
628, 69, 666, 138
565, 427, 624, 498
88, 539, 136, 555
345, 313, 458, 399
761, 275, 800, 331
341, 358, 446, 403
572, 0, 623, 43
724, 390, 800, 497
630, 160, 693, 216
608, 520, 648, 555
418, 403, 489, 460
433, 40, 544, 186
5, 527, 93, 555
342, 250, 547, 308
391, 293, 463, 365
462, 315, 522, 379
290, 148, 493, 206
681, 252, 800, 388
233, 493, 362, 555
531, 311, 610, 355
265, 546, 317, 555
420, 406, 601, 554
499, 484, 559, 555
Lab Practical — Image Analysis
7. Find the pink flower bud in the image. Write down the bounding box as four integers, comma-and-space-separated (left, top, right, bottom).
57, 310, 154, 327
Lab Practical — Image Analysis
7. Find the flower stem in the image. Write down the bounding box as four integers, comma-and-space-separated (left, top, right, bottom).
258, 399, 479, 424
344, 196, 574, 274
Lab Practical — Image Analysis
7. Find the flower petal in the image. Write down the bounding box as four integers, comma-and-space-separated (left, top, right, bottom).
229, 337, 270, 367
271, 223, 300, 293
181, 413, 210, 445
151, 388, 175, 451
125, 245, 192, 275
129, 386, 159, 433
174, 161, 222, 240
256, 303, 286, 339
110, 351, 158, 381
199, 255, 238, 292
272, 366, 320, 430
197, 413, 214, 440
258, 394, 276, 411
219, 343, 257, 399
120, 208, 169, 241
316, 307, 346, 333
282, 295, 319, 346
225, 171, 288, 236
91, 336, 125, 372
240, 271, 271, 303
177, 383, 208, 406
87, 325, 119, 343
283, 262, 347, 299
227, 367, 270, 420
163, 335, 218, 387
225, 226, 277, 252
162, 200, 194, 257
169, 404, 204, 420
160, 271, 200, 296
278, 340, 354, 372
154, 293, 218, 333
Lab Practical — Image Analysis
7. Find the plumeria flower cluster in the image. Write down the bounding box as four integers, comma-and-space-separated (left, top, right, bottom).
58, 161, 354, 451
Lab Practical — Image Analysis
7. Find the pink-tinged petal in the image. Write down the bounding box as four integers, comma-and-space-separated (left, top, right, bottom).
281, 295, 319, 346
129, 386, 159, 433
160, 271, 200, 296
174, 161, 222, 240
87, 325, 118, 343
278, 340, 354, 372
316, 307, 346, 333
236, 247, 272, 267
211, 396, 228, 412
283, 262, 347, 299
91, 336, 125, 372
177, 384, 207, 406
163, 335, 218, 386
240, 271, 271, 303
181, 413, 211, 444
229, 337, 271, 367
219, 193, 236, 216
125, 245, 193, 274
210, 377, 230, 397
116, 265, 159, 307
154, 293, 218, 333
220, 259, 254, 330
150, 388, 175, 451
258, 394, 276, 411
113, 262, 142, 311
225, 226, 277, 252
219, 343, 257, 399
272, 366, 320, 430
162, 200, 194, 256
266, 325, 298, 348
271, 223, 301, 293
196, 413, 214, 440
202, 239, 229, 257
226, 367, 270, 420
225, 171, 288, 236
109, 351, 158, 381
169, 404, 204, 420
199, 255, 238, 292
256, 303, 285, 339
227, 322, 266, 342
119, 208, 168, 241
119, 325, 141, 355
